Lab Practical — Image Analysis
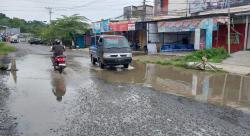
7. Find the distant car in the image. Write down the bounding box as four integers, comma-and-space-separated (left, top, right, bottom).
29, 38, 44, 45
10, 35, 19, 43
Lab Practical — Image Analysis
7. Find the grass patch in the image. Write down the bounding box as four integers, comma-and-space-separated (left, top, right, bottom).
0, 42, 16, 55
182, 48, 229, 63
136, 48, 229, 67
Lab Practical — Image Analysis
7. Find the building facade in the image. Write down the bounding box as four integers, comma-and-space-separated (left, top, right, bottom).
123, 5, 153, 20
154, 0, 169, 16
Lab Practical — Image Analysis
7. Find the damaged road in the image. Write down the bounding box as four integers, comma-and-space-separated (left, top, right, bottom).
0, 43, 250, 136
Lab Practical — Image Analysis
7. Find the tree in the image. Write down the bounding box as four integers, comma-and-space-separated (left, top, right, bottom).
40, 15, 90, 46
0, 13, 46, 35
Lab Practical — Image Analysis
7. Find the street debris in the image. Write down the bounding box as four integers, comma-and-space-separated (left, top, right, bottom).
188, 56, 219, 71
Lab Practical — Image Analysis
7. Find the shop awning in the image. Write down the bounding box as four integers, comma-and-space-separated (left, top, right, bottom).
157, 16, 228, 33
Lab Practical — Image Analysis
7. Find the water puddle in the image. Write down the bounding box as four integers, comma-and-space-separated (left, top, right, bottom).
4, 55, 78, 136
93, 62, 250, 111
2, 53, 250, 135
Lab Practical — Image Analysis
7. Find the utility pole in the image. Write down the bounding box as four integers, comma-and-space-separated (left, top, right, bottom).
227, 0, 231, 54
186, 0, 189, 17
142, 0, 146, 21
45, 7, 53, 23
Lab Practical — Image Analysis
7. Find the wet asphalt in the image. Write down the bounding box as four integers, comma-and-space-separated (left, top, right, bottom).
0, 43, 250, 136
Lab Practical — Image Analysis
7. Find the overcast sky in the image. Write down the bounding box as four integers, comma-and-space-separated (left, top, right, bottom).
0, 0, 154, 22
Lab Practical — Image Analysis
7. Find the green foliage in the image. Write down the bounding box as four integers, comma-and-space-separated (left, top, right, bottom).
40, 15, 89, 46
0, 13, 46, 35
0, 42, 16, 55
182, 48, 229, 63
138, 48, 229, 67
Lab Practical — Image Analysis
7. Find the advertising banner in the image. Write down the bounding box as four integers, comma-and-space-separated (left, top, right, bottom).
128, 23, 135, 31
100, 19, 110, 32
158, 19, 202, 33
109, 21, 129, 32
92, 22, 101, 34
157, 17, 226, 33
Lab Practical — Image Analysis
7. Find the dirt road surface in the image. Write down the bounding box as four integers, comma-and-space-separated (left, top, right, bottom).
0, 43, 250, 136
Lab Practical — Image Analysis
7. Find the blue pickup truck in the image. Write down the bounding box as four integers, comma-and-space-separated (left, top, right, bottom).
89, 35, 132, 69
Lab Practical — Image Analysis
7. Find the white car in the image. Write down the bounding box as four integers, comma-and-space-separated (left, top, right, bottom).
10, 35, 19, 43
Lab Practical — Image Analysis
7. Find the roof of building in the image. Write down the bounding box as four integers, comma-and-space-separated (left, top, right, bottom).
138, 13, 228, 23
199, 5, 250, 16
138, 5, 250, 23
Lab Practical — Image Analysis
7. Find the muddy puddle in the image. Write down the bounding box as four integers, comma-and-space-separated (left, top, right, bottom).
4, 55, 87, 136
92, 62, 250, 111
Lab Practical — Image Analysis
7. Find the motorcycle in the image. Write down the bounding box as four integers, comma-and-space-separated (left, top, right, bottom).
52, 55, 66, 74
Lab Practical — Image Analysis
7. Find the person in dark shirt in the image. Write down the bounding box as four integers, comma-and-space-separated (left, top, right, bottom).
52, 44, 65, 57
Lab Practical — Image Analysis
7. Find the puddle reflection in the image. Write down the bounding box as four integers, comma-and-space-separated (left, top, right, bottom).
51, 72, 66, 102
94, 62, 250, 109
10, 70, 17, 83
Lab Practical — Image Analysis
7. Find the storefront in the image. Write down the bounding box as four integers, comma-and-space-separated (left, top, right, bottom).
212, 15, 248, 53
156, 16, 228, 52
135, 22, 147, 49
213, 24, 246, 53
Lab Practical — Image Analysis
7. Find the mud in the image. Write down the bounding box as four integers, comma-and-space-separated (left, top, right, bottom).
0, 71, 18, 136
0, 43, 250, 136
90, 62, 250, 111
54, 80, 250, 136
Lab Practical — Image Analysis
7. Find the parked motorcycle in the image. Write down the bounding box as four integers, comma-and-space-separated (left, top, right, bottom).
52, 55, 66, 74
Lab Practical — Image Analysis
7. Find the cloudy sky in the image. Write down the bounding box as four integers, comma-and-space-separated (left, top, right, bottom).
0, 0, 154, 22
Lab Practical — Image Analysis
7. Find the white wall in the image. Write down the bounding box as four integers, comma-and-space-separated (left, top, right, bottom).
148, 23, 160, 43
168, 0, 187, 16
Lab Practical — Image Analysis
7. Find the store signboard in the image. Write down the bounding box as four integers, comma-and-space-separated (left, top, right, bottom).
128, 23, 135, 31
109, 21, 129, 32
100, 19, 110, 32
92, 22, 101, 34
158, 19, 202, 33
157, 17, 225, 33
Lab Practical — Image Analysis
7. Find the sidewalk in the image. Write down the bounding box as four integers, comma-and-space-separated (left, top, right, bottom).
212, 63, 250, 75
222, 51, 250, 67
218, 51, 250, 75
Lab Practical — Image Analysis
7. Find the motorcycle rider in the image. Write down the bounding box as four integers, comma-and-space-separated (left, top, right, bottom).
51, 40, 65, 57
51, 40, 65, 66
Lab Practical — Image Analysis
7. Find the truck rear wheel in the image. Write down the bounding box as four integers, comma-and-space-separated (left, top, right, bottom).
91, 56, 96, 65
99, 62, 105, 69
